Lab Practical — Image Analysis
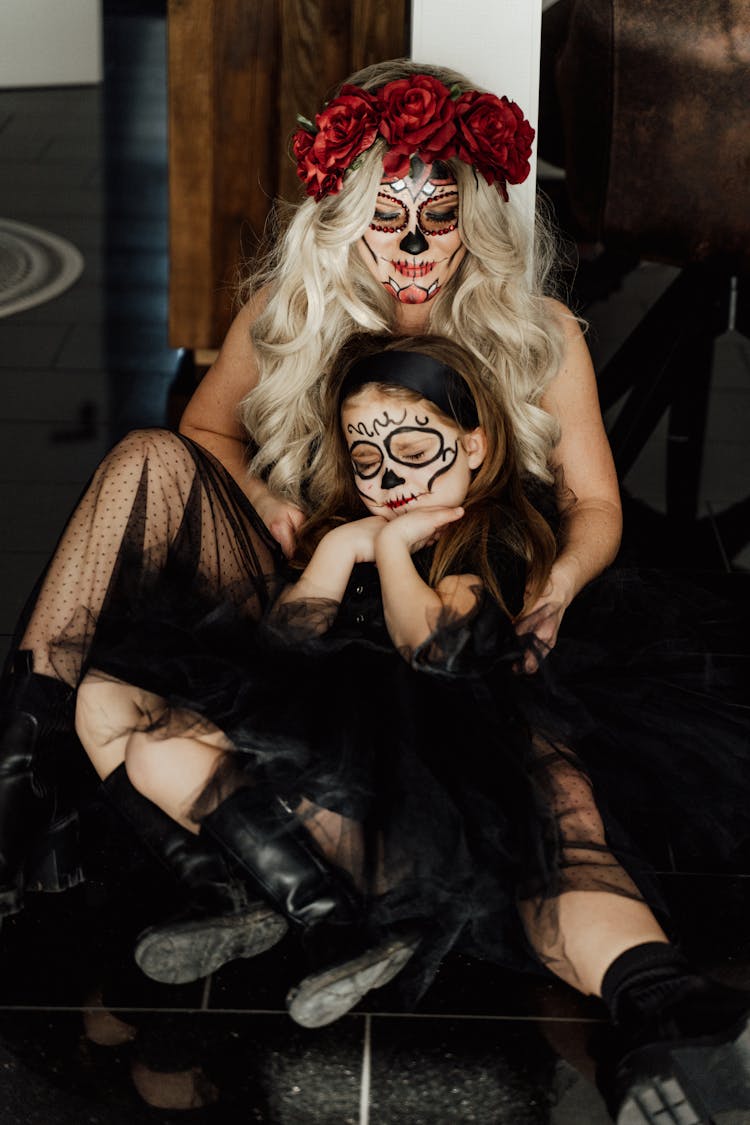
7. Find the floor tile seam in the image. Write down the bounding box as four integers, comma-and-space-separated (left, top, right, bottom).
0, 210, 110, 222
0, 156, 93, 168
703, 500, 733, 573
0, 1004, 287, 1016
359, 1013, 371, 1125
701, 438, 750, 448
0, 1003, 607, 1024
47, 322, 76, 368
200, 975, 211, 1011
657, 870, 750, 878
0, 369, 165, 382
358, 1011, 605, 1023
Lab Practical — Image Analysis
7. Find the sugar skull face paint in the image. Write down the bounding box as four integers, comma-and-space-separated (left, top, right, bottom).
341, 388, 484, 519
357, 160, 466, 305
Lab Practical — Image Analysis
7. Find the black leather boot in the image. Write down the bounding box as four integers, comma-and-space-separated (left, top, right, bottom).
594, 951, 750, 1123
0, 651, 84, 917
201, 785, 360, 929
102, 765, 288, 984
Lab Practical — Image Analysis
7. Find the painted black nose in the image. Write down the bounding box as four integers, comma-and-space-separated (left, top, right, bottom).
399, 227, 429, 255
381, 467, 405, 490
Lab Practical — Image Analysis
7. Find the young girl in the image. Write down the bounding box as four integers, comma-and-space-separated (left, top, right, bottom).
73, 332, 558, 996
74, 335, 750, 1123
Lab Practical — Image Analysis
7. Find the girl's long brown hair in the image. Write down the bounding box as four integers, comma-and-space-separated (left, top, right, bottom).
293, 334, 559, 618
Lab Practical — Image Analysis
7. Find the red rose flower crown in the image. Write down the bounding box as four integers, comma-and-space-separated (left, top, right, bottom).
292, 74, 535, 203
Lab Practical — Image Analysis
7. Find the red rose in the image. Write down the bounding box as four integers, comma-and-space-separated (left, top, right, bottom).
293, 86, 378, 200
455, 91, 534, 196
377, 75, 457, 166
293, 127, 342, 198
292, 128, 314, 164
381, 150, 411, 180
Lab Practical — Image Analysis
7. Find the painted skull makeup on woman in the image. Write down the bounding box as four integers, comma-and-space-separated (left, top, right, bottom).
358, 159, 466, 305
341, 386, 485, 520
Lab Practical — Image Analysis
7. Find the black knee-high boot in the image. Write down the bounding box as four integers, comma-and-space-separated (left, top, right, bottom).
102, 765, 289, 984
595, 942, 750, 1124
0, 651, 84, 916
200, 785, 359, 929
201, 785, 421, 1028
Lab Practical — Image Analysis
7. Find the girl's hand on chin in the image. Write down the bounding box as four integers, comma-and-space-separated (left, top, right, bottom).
328, 517, 389, 563
380, 506, 464, 553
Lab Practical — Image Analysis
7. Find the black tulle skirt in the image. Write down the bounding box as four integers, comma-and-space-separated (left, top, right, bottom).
33, 431, 750, 995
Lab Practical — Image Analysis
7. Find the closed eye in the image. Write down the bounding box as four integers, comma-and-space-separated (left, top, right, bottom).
424, 207, 458, 224
374, 209, 401, 223
352, 457, 381, 478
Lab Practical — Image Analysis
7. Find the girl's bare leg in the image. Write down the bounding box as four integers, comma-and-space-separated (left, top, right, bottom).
76, 673, 231, 830
76, 673, 290, 983
519, 890, 668, 997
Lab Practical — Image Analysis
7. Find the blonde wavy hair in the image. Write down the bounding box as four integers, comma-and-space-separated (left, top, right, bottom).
240, 59, 568, 508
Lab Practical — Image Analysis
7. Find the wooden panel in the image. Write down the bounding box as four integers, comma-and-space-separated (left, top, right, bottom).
277, 0, 353, 202
277, 0, 410, 201
169, 0, 278, 348
350, 0, 410, 73
168, 0, 216, 347
212, 1, 278, 329
169, 0, 410, 350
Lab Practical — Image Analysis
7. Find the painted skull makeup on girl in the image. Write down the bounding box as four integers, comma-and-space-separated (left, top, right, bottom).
358, 160, 466, 305
341, 389, 483, 519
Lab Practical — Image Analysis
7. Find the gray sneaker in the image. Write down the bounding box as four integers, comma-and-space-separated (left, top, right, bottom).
135, 900, 289, 985
287, 932, 421, 1028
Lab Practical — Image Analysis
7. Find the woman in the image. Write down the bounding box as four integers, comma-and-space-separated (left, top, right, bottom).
1, 62, 617, 983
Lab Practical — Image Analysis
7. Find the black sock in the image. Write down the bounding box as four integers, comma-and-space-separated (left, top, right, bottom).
601, 941, 750, 1043
600, 941, 692, 1028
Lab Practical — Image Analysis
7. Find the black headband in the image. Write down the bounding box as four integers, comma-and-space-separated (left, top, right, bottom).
339, 350, 479, 429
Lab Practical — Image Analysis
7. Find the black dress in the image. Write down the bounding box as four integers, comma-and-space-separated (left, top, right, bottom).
49, 434, 750, 1000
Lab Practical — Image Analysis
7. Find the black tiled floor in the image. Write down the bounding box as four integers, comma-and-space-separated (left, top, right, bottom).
1, 5, 749, 1123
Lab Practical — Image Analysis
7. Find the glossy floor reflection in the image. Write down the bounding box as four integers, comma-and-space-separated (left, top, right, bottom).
1, 4, 749, 1123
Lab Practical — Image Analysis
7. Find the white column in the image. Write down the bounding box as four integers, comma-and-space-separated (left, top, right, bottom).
411, 0, 543, 231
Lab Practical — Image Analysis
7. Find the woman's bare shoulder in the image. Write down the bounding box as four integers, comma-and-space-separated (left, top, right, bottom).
542, 296, 585, 340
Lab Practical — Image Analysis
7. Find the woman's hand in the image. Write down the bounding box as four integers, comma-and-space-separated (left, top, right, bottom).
514, 598, 566, 674
514, 565, 577, 673
378, 506, 465, 553
252, 492, 306, 558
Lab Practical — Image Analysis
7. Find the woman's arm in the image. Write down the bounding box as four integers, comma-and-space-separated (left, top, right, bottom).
515, 300, 622, 665
178, 291, 305, 555
179, 294, 264, 485
374, 507, 472, 654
